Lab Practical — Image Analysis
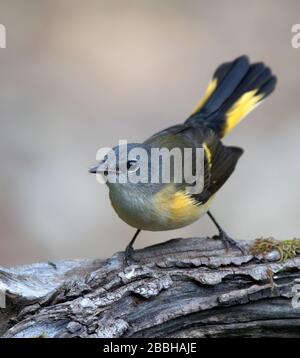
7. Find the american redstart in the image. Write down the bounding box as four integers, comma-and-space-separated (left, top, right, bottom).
89, 55, 277, 264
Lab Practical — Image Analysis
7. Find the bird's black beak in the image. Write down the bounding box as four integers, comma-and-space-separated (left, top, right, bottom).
89, 165, 99, 174
89, 161, 107, 174
89, 161, 114, 175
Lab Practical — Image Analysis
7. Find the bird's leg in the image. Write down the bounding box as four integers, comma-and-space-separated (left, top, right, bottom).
124, 229, 141, 266
207, 211, 245, 254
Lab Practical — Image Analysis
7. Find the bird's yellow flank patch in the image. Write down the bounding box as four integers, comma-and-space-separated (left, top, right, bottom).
223, 89, 264, 136
154, 186, 200, 224
191, 78, 218, 115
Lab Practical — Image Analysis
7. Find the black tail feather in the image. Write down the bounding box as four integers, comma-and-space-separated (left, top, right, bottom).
186, 55, 277, 137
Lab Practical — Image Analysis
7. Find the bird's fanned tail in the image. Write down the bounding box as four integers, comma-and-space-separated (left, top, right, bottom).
185, 55, 277, 137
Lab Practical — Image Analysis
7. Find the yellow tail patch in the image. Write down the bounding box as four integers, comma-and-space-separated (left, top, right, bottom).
223, 89, 264, 136
191, 78, 218, 115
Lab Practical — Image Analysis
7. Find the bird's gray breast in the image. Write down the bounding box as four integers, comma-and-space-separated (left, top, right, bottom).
108, 184, 164, 230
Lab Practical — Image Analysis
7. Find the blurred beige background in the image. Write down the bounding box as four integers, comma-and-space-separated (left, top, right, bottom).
0, 0, 300, 265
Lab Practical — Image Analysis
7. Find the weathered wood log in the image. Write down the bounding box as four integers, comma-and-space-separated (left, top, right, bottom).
0, 237, 300, 338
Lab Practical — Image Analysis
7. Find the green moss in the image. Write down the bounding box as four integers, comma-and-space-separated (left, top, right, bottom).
35, 332, 47, 338
250, 237, 300, 262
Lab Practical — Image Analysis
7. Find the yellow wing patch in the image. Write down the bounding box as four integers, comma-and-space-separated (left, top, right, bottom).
203, 143, 212, 168
191, 78, 218, 115
223, 89, 264, 136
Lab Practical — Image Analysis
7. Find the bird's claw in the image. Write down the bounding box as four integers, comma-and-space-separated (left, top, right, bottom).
124, 246, 138, 266
217, 230, 246, 255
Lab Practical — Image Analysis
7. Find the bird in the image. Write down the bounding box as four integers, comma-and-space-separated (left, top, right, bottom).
89, 55, 277, 264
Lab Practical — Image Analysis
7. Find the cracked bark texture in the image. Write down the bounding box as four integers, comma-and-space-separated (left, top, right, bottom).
0, 237, 300, 338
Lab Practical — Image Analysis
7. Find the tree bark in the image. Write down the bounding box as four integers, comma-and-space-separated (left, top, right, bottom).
0, 237, 299, 338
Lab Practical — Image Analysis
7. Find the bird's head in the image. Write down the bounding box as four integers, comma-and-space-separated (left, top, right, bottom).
89, 142, 155, 189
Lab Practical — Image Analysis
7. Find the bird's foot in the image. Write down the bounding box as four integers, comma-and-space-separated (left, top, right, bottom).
124, 245, 139, 267
216, 230, 246, 255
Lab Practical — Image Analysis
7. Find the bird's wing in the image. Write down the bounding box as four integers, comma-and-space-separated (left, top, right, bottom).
144, 123, 243, 203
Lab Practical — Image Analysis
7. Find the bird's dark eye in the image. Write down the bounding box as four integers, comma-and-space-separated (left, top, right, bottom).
127, 160, 138, 172
127, 160, 135, 170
